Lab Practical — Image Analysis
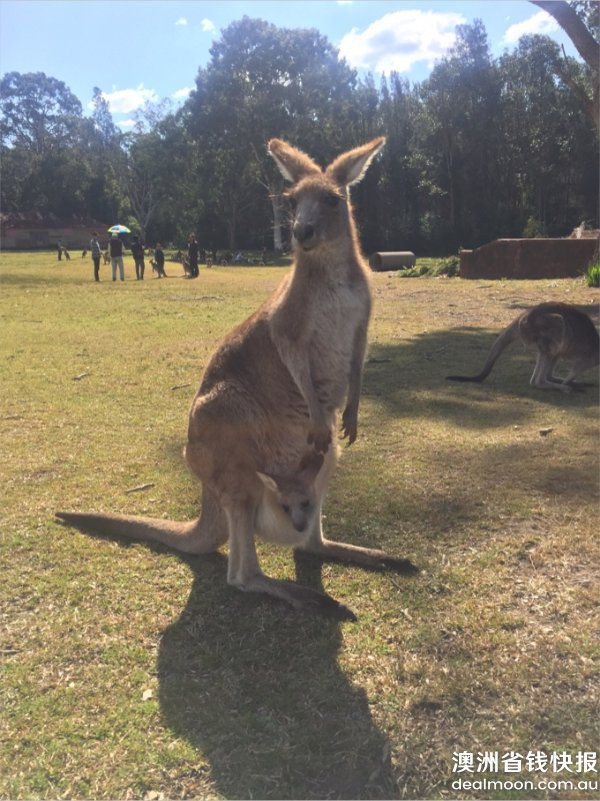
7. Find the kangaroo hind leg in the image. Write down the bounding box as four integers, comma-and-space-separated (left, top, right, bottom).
299, 489, 418, 574
302, 535, 419, 574
224, 500, 356, 620
531, 352, 571, 391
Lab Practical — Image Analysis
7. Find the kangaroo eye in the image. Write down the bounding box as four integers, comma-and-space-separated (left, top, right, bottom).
282, 504, 291, 515
301, 500, 310, 510
325, 193, 340, 208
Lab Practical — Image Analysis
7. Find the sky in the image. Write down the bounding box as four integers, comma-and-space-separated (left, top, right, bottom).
0, 0, 577, 129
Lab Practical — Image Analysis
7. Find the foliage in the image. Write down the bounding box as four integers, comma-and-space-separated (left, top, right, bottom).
392, 255, 460, 278
531, 1, 599, 134
522, 216, 545, 238
1, 15, 598, 253
585, 260, 600, 287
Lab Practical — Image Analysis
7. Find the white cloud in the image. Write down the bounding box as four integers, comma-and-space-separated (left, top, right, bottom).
173, 86, 193, 100
117, 119, 136, 129
175, 17, 188, 26
338, 10, 466, 74
201, 18, 215, 32
502, 11, 558, 44
100, 84, 159, 114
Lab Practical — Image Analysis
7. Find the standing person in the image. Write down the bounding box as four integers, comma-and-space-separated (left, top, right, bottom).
130, 235, 145, 280
108, 233, 125, 281
154, 242, 167, 278
187, 233, 199, 278
89, 232, 102, 282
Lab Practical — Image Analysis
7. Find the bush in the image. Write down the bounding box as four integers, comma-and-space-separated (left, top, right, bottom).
585, 261, 600, 287
430, 256, 460, 277
522, 216, 545, 238
397, 255, 460, 279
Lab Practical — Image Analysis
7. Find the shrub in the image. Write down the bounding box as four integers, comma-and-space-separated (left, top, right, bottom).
430, 256, 460, 277
585, 261, 600, 287
522, 216, 545, 238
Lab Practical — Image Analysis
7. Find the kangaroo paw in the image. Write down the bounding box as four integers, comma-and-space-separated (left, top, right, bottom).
237, 574, 357, 621
378, 555, 420, 574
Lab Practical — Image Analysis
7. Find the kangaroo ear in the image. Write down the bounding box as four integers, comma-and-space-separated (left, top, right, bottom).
298, 450, 325, 480
256, 471, 279, 494
326, 136, 386, 187
267, 138, 321, 184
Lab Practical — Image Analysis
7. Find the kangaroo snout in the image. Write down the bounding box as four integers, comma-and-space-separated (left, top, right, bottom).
293, 221, 316, 247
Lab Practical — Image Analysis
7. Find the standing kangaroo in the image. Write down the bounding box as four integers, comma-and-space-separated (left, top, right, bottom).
57, 137, 417, 619
446, 302, 599, 391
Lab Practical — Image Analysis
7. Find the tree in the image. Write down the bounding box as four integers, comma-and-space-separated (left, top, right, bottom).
497, 34, 597, 235
415, 21, 503, 249
530, 0, 599, 135
184, 17, 359, 250
0, 71, 82, 154
90, 87, 121, 150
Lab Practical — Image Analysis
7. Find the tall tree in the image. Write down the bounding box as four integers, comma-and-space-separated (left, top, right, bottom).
497, 34, 597, 235
530, 0, 599, 134
415, 21, 502, 249
0, 71, 82, 154
184, 17, 359, 250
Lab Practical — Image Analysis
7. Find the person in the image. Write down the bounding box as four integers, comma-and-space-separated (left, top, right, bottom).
187, 233, 199, 278
108, 233, 125, 281
89, 232, 102, 282
130, 235, 145, 280
153, 242, 167, 277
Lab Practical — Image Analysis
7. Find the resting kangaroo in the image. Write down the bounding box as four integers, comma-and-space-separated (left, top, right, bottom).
446, 302, 599, 391
57, 137, 417, 619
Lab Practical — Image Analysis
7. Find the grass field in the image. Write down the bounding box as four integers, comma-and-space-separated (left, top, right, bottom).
1, 251, 598, 800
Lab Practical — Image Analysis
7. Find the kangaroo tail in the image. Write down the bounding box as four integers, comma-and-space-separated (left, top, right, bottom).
56, 488, 227, 555
447, 320, 520, 383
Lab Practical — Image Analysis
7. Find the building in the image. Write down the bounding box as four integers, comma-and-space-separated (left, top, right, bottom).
1, 212, 111, 250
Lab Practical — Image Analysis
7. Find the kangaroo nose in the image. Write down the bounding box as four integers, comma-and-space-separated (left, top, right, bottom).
293, 222, 315, 244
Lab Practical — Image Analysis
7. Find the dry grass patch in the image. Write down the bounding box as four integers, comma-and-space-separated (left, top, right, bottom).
1, 252, 598, 799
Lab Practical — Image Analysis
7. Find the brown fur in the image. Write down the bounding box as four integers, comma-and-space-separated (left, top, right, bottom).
447, 302, 599, 391
57, 138, 417, 620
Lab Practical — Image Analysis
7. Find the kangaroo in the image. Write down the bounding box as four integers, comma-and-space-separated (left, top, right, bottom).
446, 302, 599, 392
57, 137, 417, 620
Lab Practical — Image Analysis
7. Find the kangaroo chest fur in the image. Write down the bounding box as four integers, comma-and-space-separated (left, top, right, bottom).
310, 280, 369, 409
272, 260, 371, 414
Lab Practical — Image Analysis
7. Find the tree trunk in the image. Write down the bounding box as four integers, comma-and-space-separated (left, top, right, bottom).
270, 189, 285, 252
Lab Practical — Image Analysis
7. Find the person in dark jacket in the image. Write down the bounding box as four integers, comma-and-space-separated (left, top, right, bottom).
153, 243, 167, 278
187, 233, 199, 278
108, 234, 125, 281
89, 232, 102, 282
131, 236, 145, 280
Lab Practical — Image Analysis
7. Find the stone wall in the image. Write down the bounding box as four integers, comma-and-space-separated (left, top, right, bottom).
459, 238, 599, 279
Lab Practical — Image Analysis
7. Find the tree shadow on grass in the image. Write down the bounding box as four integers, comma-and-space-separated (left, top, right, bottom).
155, 548, 400, 800
364, 327, 598, 429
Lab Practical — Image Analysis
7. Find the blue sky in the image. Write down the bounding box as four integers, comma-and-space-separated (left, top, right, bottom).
0, 1, 577, 129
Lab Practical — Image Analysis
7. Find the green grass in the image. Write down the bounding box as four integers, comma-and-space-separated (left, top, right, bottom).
585, 261, 600, 288
1, 251, 599, 799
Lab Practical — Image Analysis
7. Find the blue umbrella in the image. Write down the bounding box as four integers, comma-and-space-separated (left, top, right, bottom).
108, 224, 131, 234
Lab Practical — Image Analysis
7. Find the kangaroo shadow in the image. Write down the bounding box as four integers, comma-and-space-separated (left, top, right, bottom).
364, 327, 598, 430
156, 549, 399, 800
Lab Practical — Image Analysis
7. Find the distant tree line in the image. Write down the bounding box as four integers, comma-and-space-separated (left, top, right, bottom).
1, 8, 598, 255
